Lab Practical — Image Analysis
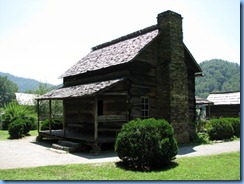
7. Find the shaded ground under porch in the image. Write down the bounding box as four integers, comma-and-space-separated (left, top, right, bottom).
37, 129, 117, 153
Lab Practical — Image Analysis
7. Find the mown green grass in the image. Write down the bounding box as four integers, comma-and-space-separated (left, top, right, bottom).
0, 152, 240, 180
0, 130, 38, 140
0, 130, 9, 140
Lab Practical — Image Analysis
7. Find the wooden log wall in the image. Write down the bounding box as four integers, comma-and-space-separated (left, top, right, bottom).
187, 69, 197, 137
97, 81, 130, 135
206, 104, 240, 118
188, 71, 196, 122
63, 67, 130, 87
64, 97, 95, 133
129, 59, 157, 120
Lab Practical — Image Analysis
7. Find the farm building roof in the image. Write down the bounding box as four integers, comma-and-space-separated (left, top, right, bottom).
207, 91, 240, 105
15, 93, 38, 106
37, 79, 123, 100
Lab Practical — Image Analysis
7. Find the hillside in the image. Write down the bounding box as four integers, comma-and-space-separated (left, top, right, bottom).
0, 72, 58, 92
195, 59, 240, 98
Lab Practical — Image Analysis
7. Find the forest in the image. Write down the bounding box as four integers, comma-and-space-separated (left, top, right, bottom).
195, 59, 240, 98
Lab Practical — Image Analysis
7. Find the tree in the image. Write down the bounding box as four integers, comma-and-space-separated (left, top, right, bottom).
195, 59, 240, 98
26, 82, 63, 121
25, 82, 51, 95
0, 76, 18, 107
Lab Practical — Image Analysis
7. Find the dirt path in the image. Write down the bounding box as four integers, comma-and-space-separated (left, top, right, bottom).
0, 136, 240, 170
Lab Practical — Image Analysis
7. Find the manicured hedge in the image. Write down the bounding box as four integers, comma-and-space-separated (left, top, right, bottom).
8, 116, 37, 139
115, 118, 178, 170
224, 118, 240, 137
40, 119, 63, 130
206, 117, 240, 140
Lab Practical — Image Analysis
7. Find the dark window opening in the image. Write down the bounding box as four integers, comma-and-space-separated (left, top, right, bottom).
98, 100, 103, 116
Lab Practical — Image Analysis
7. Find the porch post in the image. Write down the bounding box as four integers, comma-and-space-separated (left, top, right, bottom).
208, 104, 211, 119
94, 96, 98, 141
49, 100, 52, 134
37, 99, 40, 133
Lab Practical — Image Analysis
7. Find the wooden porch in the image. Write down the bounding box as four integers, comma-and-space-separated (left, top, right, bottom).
38, 129, 118, 142
38, 129, 117, 153
36, 79, 130, 153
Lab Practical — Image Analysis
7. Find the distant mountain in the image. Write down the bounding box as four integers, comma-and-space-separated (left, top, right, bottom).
0, 72, 59, 92
195, 59, 240, 98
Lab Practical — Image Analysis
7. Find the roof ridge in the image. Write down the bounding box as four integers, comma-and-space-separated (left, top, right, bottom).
92, 25, 158, 51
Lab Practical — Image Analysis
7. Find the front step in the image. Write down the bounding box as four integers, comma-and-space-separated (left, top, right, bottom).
58, 141, 80, 147
48, 147, 68, 154
51, 140, 81, 153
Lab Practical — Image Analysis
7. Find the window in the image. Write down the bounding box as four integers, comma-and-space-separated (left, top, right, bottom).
98, 100, 103, 116
141, 97, 149, 119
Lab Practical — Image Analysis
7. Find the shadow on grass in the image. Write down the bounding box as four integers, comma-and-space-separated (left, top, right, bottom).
115, 160, 179, 172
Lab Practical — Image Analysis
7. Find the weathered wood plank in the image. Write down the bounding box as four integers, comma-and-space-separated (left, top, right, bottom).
94, 96, 98, 141
64, 68, 130, 87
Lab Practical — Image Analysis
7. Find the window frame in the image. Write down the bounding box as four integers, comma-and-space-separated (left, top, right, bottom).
140, 96, 149, 119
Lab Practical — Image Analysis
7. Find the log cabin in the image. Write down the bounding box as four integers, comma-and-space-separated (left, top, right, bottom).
36, 10, 202, 152
206, 91, 240, 118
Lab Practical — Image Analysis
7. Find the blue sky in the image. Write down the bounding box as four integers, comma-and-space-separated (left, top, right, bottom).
0, 0, 240, 85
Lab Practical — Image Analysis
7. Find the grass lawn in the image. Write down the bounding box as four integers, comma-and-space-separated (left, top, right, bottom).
0, 151, 240, 180
0, 130, 38, 140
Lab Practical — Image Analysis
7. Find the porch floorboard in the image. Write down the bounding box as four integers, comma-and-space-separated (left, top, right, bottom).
39, 130, 116, 143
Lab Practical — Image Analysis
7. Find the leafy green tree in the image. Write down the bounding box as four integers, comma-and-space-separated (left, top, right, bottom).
0, 76, 18, 107
25, 82, 63, 119
195, 59, 240, 98
25, 82, 51, 95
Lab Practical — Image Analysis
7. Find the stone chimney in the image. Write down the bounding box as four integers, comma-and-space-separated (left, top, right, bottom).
156, 10, 190, 143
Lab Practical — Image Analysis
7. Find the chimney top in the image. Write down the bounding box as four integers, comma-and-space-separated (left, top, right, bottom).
157, 10, 182, 19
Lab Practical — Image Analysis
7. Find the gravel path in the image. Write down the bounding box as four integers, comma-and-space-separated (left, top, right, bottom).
0, 136, 240, 170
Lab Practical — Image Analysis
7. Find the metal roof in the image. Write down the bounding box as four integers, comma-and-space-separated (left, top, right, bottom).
196, 96, 214, 105
15, 93, 38, 106
207, 92, 240, 105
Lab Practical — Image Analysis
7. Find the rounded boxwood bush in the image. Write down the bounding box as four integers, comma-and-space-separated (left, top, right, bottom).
206, 119, 234, 140
41, 119, 63, 130
224, 118, 240, 137
8, 119, 25, 139
114, 118, 178, 170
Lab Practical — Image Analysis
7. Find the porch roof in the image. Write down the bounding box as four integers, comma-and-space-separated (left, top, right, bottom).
36, 79, 123, 100
196, 96, 214, 105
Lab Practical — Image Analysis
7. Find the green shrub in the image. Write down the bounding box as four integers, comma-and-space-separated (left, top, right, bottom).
8, 119, 25, 138
192, 133, 210, 144
1, 102, 37, 130
1, 112, 12, 130
21, 116, 37, 134
206, 118, 234, 140
41, 119, 63, 130
224, 118, 240, 137
7, 115, 37, 138
115, 118, 178, 170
